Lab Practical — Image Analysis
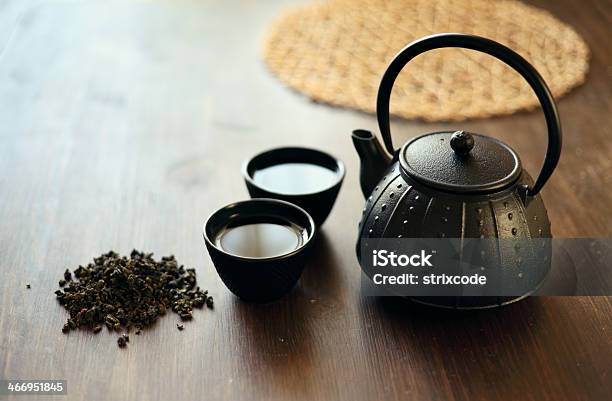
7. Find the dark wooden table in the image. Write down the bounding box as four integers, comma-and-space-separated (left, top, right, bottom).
0, 1, 610, 400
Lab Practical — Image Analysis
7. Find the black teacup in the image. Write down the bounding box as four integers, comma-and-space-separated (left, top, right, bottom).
203, 198, 315, 303
242, 147, 345, 227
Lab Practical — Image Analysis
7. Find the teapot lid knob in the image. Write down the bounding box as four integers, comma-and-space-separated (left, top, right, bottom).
450, 130, 474, 156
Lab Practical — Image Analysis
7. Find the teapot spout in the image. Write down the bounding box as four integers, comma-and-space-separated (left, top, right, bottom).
352, 129, 392, 198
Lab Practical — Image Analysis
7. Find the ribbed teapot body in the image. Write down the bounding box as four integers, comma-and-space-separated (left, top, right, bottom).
356, 162, 552, 309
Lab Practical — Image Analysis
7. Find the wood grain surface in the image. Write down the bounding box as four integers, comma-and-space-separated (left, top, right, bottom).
0, 1, 610, 400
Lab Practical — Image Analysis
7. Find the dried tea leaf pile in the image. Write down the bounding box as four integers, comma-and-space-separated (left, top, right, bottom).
55, 250, 213, 347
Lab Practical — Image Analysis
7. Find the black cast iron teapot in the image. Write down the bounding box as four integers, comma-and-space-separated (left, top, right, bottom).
352, 34, 561, 308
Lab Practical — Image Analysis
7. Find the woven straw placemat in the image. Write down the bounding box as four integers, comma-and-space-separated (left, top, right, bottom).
263, 0, 589, 121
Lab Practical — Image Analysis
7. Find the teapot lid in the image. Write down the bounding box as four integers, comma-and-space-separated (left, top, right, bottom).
400, 131, 521, 193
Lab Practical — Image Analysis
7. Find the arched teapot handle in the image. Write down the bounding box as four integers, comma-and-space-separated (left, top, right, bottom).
377, 33, 562, 197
